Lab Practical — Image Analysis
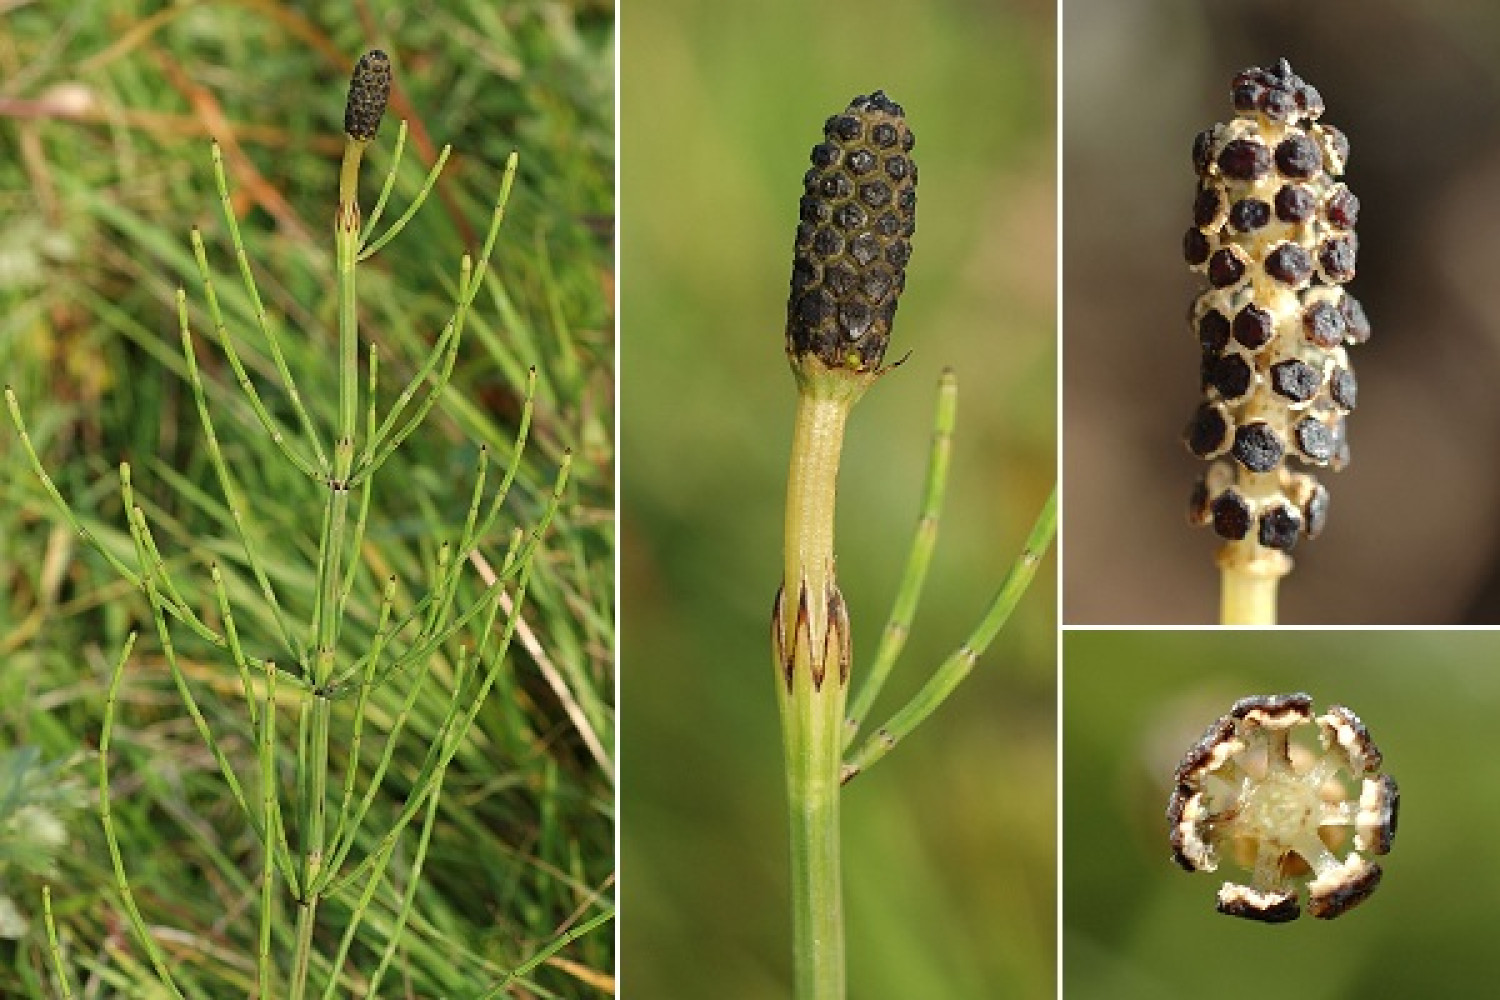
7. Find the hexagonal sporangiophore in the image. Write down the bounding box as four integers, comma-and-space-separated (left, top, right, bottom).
786, 91, 917, 382
1183, 60, 1369, 560
1166, 693, 1398, 922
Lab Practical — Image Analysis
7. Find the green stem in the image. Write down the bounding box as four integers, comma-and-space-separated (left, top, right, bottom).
289, 899, 318, 1000
780, 670, 845, 1000
289, 673, 333, 1000
776, 388, 858, 1000
290, 134, 367, 1000
258, 659, 278, 998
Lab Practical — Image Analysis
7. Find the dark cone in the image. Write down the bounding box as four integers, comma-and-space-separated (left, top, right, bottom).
786, 91, 916, 375
344, 50, 392, 141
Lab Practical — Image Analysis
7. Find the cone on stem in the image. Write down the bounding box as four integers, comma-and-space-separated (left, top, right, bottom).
1183, 60, 1367, 561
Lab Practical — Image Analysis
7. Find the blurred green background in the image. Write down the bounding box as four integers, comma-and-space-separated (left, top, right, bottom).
1, 2, 612, 996
1065, 631, 1497, 998
621, 0, 1056, 996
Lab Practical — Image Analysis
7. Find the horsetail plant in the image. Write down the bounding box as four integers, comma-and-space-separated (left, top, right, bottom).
1184, 60, 1368, 624
772, 91, 1057, 999
7, 50, 612, 997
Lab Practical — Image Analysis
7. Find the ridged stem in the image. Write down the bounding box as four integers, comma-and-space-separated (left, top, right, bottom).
777, 387, 858, 1000
782, 685, 844, 1000
291, 134, 365, 1000
783, 393, 848, 632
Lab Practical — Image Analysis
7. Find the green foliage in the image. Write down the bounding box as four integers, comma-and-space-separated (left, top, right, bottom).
0, 749, 88, 939
1, 3, 613, 997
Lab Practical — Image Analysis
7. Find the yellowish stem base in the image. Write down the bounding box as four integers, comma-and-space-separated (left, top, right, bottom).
1217, 543, 1290, 626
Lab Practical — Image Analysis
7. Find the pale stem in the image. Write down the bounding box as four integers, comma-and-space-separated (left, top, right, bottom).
778, 389, 854, 1000
1218, 542, 1289, 626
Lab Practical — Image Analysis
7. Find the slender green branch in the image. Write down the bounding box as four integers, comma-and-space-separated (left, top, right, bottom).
354, 150, 519, 483
119, 464, 196, 620
10, 391, 320, 689
842, 488, 1057, 782
340, 385, 537, 687
355, 310, 465, 485
42, 885, 73, 1000
212, 562, 259, 729
361, 319, 457, 464
99, 631, 186, 1000
320, 532, 522, 895
313, 626, 439, 897
328, 455, 569, 898
401, 447, 496, 667
318, 582, 444, 697
476, 367, 539, 534
844, 371, 956, 749
470, 152, 521, 291
356, 539, 532, 693
209, 563, 302, 897
362, 651, 465, 998
321, 520, 526, 700
472, 906, 616, 1000
176, 290, 306, 663
358, 144, 453, 261
471, 530, 523, 665
329, 574, 394, 859
360, 118, 408, 244
320, 813, 404, 999
210, 141, 330, 473
126, 504, 264, 842
316, 464, 532, 897
8, 394, 169, 619
189, 227, 322, 480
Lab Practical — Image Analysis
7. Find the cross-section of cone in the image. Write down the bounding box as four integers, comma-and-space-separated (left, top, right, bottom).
786, 91, 917, 382
1183, 60, 1369, 555
1166, 693, 1398, 922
